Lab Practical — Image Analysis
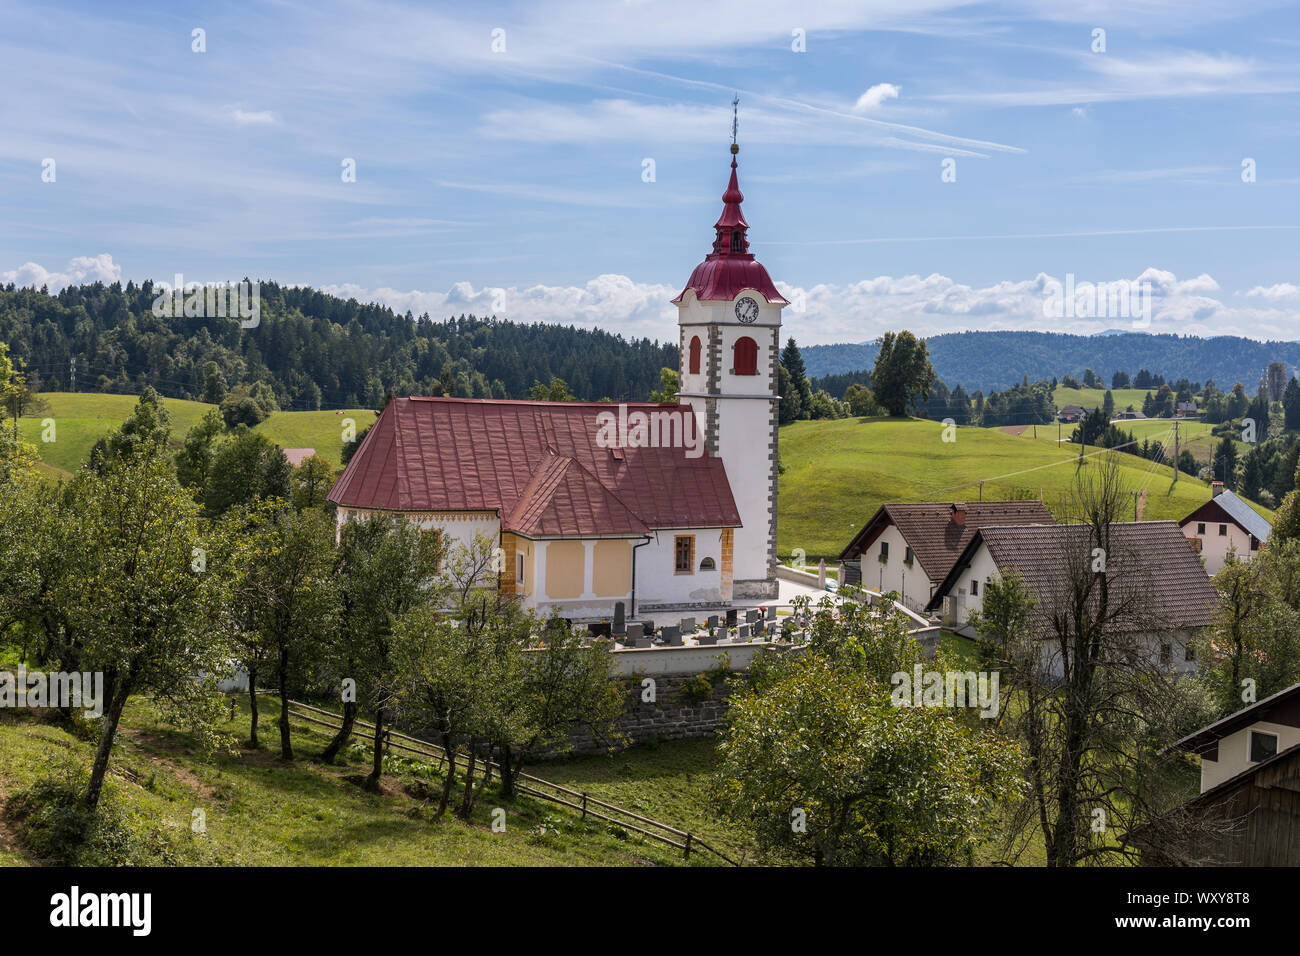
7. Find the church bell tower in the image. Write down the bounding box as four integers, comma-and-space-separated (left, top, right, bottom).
673, 109, 784, 600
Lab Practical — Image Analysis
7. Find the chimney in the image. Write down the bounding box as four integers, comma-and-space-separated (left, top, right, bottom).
951, 504, 967, 526
1211, 481, 1224, 498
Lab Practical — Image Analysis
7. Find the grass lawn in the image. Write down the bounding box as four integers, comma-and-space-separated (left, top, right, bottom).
18, 393, 376, 474
0, 695, 742, 867
778, 416, 1244, 560
535, 737, 754, 864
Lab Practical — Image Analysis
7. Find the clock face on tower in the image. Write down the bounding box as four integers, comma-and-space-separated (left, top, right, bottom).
734, 296, 760, 324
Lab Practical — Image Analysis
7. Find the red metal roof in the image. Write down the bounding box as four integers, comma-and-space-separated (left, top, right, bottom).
674, 151, 787, 305
327, 397, 742, 537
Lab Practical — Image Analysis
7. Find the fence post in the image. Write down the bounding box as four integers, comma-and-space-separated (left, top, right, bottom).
581, 793, 588, 820
684, 832, 692, 860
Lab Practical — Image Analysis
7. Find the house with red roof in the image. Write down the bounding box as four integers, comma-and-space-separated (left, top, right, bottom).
327, 138, 785, 620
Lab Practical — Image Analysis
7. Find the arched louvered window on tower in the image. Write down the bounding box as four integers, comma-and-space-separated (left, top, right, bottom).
733, 336, 758, 376
689, 335, 702, 375
730, 229, 744, 253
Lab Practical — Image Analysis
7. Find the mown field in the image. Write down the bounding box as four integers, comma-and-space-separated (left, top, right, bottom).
777, 416, 1251, 560
1051, 385, 1155, 413
0, 696, 738, 867
17, 393, 377, 477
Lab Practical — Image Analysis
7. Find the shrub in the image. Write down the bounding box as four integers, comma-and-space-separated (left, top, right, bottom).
4, 756, 186, 866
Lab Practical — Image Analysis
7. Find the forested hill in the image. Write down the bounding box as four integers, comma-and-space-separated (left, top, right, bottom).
803, 331, 1300, 393
0, 282, 675, 409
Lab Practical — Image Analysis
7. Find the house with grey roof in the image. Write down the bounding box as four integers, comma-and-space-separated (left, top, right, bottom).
1178, 482, 1272, 575
926, 520, 1218, 676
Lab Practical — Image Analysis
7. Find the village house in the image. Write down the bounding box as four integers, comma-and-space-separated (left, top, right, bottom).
837, 501, 1054, 613
327, 140, 784, 620
926, 521, 1217, 675
1178, 482, 1272, 575
1057, 405, 1086, 423
1140, 682, 1300, 865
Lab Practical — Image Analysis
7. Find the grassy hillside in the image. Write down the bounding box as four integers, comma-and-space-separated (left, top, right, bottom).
0, 696, 735, 867
1051, 385, 1154, 413
17, 393, 376, 474
778, 416, 1245, 560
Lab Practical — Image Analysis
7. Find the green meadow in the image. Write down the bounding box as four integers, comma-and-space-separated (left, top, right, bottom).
778, 416, 1243, 561
17, 393, 376, 475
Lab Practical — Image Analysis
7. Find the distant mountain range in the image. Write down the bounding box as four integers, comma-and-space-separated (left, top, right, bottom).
801, 331, 1300, 393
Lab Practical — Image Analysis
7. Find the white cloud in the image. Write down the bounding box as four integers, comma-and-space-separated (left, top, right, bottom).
10, 256, 1299, 346
853, 83, 900, 112
2, 253, 121, 291
228, 107, 278, 126
1246, 283, 1300, 301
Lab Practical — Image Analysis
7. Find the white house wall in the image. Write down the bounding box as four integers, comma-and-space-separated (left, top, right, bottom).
859, 524, 940, 612
1182, 520, 1254, 575
1199, 720, 1300, 791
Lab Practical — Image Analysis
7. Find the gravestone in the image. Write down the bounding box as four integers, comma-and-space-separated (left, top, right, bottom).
818, 558, 827, 590
738, 624, 750, 640
679, 617, 695, 633
626, 623, 644, 644
613, 601, 626, 637
662, 625, 683, 646
766, 605, 777, 621
697, 632, 717, 646
707, 615, 719, 628
745, 609, 758, 624
726, 609, 737, 627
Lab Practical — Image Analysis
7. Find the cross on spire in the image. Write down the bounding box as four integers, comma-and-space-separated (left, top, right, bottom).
730, 95, 739, 152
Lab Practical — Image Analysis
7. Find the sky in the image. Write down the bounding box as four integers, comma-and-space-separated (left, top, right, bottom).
2, 0, 1299, 346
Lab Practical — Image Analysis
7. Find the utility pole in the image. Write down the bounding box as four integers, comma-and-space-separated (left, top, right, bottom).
979, 480, 984, 501
69, 356, 75, 393
1133, 490, 1139, 520
1172, 420, 1179, 483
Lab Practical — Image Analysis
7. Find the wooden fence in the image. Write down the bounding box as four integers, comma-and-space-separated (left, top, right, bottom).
286, 699, 739, 866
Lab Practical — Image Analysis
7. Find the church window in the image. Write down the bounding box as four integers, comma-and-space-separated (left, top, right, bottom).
674, 535, 695, 574
733, 336, 758, 376
699, 556, 716, 571
689, 336, 702, 375
730, 229, 744, 253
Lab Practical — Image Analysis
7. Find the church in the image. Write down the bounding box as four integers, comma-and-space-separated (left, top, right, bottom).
327, 139, 785, 620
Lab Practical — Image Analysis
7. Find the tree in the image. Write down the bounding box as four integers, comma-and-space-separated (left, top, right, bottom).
1112, 370, 1130, 389
63, 450, 231, 809
1214, 436, 1239, 489
648, 366, 679, 403
1101, 389, 1115, 422
244, 509, 335, 764
715, 598, 1022, 865
203, 428, 291, 516
870, 331, 936, 417
175, 408, 225, 494
290, 454, 336, 511
1193, 547, 1300, 719
529, 376, 576, 401
201, 361, 228, 405
777, 364, 803, 424
968, 458, 1217, 866
1284, 377, 1300, 431
843, 382, 880, 418
316, 514, 444, 782
781, 339, 813, 418
87, 387, 171, 468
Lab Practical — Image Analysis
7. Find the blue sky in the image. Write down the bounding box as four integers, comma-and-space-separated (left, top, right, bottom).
2, 0, 1299, 344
